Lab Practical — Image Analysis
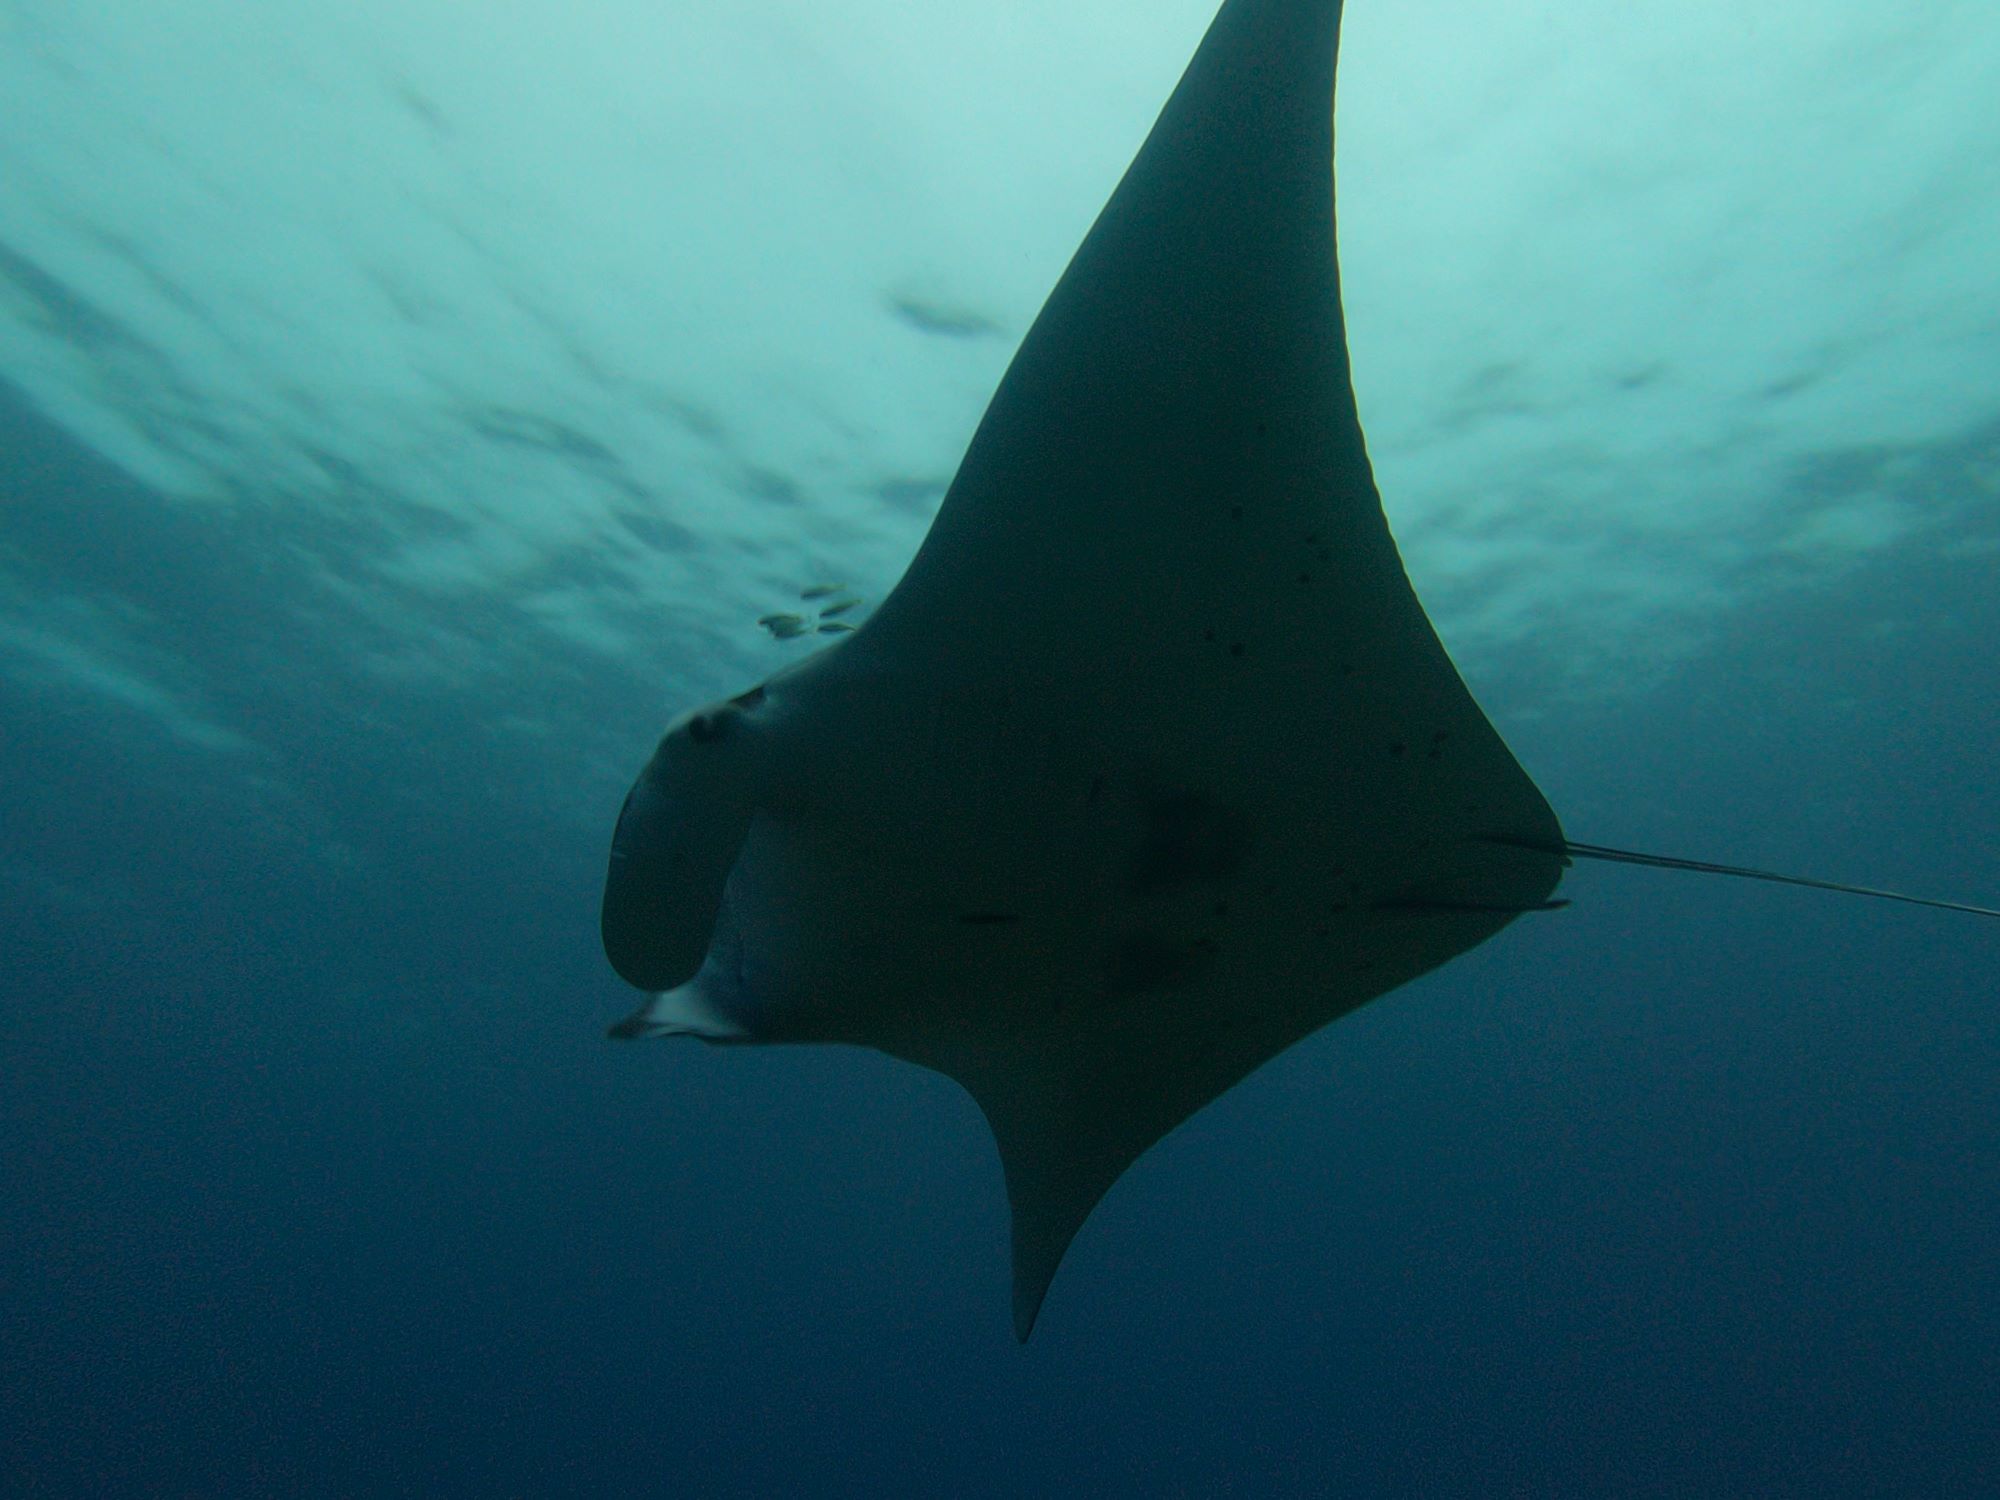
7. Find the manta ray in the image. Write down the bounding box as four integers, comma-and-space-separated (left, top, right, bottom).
600, 0, 1997, 1338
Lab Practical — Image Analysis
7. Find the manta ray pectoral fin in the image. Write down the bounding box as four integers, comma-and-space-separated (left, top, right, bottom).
943, 1009, 1356, 1342
946, 1046, 1158, 1342
1006, 1160, 1103, 1345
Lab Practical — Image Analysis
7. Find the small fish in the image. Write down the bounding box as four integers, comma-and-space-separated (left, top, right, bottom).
800, 583, 848, 601
757, 613, 811, 639
817, 621, 856, 634
816, 597, 863, 618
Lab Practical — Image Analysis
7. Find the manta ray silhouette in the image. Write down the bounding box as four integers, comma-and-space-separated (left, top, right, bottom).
600, 0, 1998, 1339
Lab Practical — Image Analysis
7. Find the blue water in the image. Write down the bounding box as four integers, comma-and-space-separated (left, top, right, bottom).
5, 1, 1999, 1493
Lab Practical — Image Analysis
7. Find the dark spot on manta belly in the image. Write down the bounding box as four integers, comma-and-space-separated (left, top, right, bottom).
960, 911, 1024, 925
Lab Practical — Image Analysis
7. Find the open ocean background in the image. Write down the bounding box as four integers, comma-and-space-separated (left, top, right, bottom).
3, 1, 1996, 1493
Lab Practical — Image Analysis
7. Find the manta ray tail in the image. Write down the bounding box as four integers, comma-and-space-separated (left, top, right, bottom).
1483, 835, 2000, 919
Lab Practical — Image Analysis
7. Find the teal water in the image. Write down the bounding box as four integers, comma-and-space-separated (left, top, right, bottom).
4, 1, 1998, 1493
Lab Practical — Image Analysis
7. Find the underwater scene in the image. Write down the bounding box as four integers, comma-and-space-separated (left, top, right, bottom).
3, 0, 1997, 1493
